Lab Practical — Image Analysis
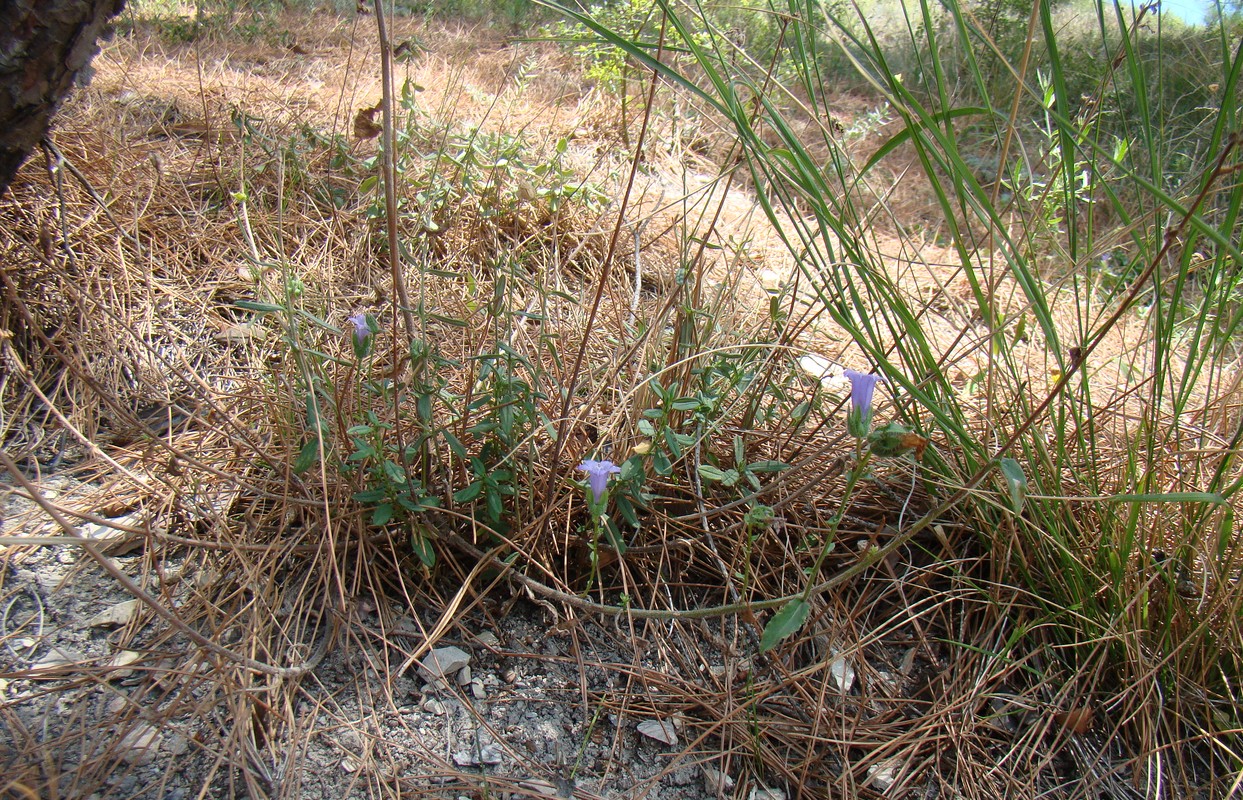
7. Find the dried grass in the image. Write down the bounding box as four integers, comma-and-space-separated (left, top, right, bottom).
0, 7, 1237, 800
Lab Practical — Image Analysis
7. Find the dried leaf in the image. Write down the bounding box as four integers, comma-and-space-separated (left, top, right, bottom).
213, 322, 267, 342
353, 101, 383, 139
1054, 705, 1095, 734
636, 719, 679, 746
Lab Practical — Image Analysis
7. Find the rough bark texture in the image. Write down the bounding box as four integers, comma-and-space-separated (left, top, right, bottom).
0, 0, 125, 196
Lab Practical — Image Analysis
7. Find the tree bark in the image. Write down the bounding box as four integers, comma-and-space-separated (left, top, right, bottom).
0, 0, 125, 197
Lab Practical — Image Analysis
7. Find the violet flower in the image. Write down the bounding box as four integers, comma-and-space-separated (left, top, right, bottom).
578, 459, 621, 504
843, 369, 884, 437
347, 313, 372, 343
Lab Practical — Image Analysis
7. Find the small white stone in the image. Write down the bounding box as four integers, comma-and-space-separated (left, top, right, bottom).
417, 646, 471, 682
456, 665, 472, 685
749, 788, 786, 800
107, 650, 143, 679
868, 758, 902, 791
797, 354, 848, 391
117, 722, 160, 765
29, 647, 83, 675
165, 733, 189, 756
421, 697, 445, 715
452, 743, 503, 766
829, 652, 856, 694
470, 679, 486, 700
701, 765, 735, 793
637, 719, 679, 746
87, 599, 141, 629
518, 779, 560, 797
475, 631, 500, 648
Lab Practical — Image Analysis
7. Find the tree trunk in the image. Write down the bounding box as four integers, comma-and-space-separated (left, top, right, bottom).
0, 0, 125, 197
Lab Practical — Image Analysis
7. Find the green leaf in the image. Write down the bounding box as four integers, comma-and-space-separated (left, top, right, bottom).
664, 427, 684, 459
353, 488, 387, 503
999, 458, 1027, 513
616, 495, 639, 530
698, 464, 728, 482
382, 459, 407, 485
652, 451, 672, 476
453, 481, 484, 503
620, 457, 644, 481
604, 519, 627, 552
346, 425, 374, 436
670, 397, 701, 411
293, 439, 320, 475
441, 429, 467, 459
410, 530, 436, 567
671, 432, 696, 449
759, 599, 810, 652
371, 503, 394, 526
746, 460, 791, 473
486, 488, 503, 522
637, 418, 657, 437
235, 299, 285, 314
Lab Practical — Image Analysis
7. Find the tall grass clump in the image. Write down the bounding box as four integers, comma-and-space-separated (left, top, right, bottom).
547, 0, 1243, 792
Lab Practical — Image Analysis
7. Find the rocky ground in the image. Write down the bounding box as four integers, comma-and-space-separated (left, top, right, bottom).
2, 473, 782, 800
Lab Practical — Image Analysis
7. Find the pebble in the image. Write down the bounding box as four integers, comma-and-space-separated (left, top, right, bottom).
117, 721, 161, 765
452, 742, 503, 766
29, 646, 84, 675
868, 757, 902, 791
702, 766, 735, 793
166, 733, 189, 756
87, 599, 141, 629
518, 779, 560, 797
829, 651, 856, 693
637, 719, 679, 746
108, 650, 143, 679
749, 788, 786, 800
417, 646, 471, 682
